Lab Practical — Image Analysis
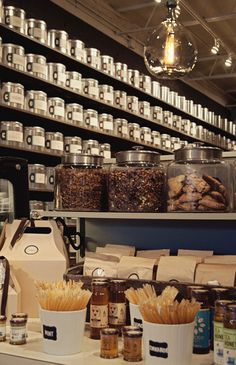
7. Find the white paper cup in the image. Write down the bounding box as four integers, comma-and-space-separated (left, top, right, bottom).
129, 303, 143, 331
143, 320, 194, 365
40, 308, 86, 355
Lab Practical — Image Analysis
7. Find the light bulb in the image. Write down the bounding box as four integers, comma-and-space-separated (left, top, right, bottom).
144, 1, 198, 78
154, 0, 162, 3
225, 55, 232, 67
211, 40, 219, 55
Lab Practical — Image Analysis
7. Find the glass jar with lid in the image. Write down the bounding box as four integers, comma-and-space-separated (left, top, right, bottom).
128, 123, 141, 142
140, 127, 152, 145
54, 153, 106, 211
28, 164, 46, 190
108, 147, 165, 212
83, 139, 100, 155
114, 118, 129, 138
99, 114, 114, 134
167, 144, 231, 212
100, 143, 111, 159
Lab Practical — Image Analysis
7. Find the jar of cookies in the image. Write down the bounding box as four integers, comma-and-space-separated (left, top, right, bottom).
167, 144, 231, 212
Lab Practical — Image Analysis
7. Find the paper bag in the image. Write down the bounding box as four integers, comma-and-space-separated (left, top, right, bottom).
117, 256, 157, 280
195, 264, 236, 286
96, 245, 135, 257
178, 249, 213, 257
83, 252, 120, 277
105, 244, 136, 256
136, 249, 170, 258
204, 256, 236, 265
156, 256, 200, 283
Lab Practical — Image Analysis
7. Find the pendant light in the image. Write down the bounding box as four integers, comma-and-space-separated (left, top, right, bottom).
144, 0, 198, 79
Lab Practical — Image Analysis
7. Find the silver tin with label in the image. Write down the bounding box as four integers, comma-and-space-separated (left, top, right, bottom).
100, 143, 111, 159
1, 82, 24, 109
221, 118, 228, 131
232, 124, 236, 136
140, 126, 152, 145
175, 95, 181, 109
99, 113, 114, 133
25, 90, 47, 115
208, 111, 214, 124
128, 123, 141, 142
113, 90, 127, 110
26, 53, 47, 79
173, 115, 182, 130
228, 121, 233, 134
170, 137, 181, 152
139, 101, 151, 119
24, 126, 45, 151
182, 119, 191, 134
151, 106, 163, 123
45, 131, 64, 152
161, 134, 171, 150
168, 91, 177, 106
101, 55, 114, 76
82, 139, 100, 155
139, 75, 151, 94
163, 111, 173, 127
114, 62, 128, 82
226, 138, 232, 151
46, 167, 55, 191
179, 96, 187, 111
0, 121, 23, 146
47, 62, 67, 87
152, 81, 161, 98
28, 164, 46, 189
202, 107, 209, 121
82, 78, 99, 99
25, 19, 47, 43
160, 86, 170, 101
67, 39, 85, 62
127, 95, 139, 114
186, 100, 194, 114
152, 131, 161, 147
66, 103, 83, 125
85, 48, 101, 69
194, 104, 203, 119
64, 136, 82, 154
3, 6, 25, 33
2, 43, 25, 71
48, 97, 65, 120
214, 115, 221, 128
48, 29, 69, 53
114, 118, 129, 138
66, 71, 82, 92
190, 122, 197, 137
127, 69, 140, 88
83, 109, 99, 130
99, 85, 114, 105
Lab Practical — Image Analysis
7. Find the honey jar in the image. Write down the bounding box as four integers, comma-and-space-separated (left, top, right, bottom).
100, 328, 119, 359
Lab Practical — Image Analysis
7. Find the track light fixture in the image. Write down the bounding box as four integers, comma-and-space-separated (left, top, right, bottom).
225, 55, 232, 67
211, 39, 220, 55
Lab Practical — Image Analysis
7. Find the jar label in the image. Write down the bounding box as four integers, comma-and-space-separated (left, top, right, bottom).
90, 117, 99, 127
153, 137, 161, 146
103, 92, 113, 102
57, 73, 66, 83
69, 79, 81, 90
12, 54, 25, 67
32, 63, 47, 76
121, 126, 128, 135
174, 143, 181, 150
214, 321, 224, 365
33, 27, 45, 38
35, 173, 45, 184
165, 140, 171, 149
7, 131, 23, 143
133, 130, 140, 139
109, 302, 126, 325
193, 309, 210, 349
74, 48, 84, 59
103, 151, 111, 159
144, 134, 152, 143
0, 324, 6, 337
224, 328, 236, 365
32, 135, 45, 147
9, 92, 24, 105
54, 106, 65, 117
91, 147, 99, 155
69, 144, 82, 153
58, 38, 67, 49
88, 86, 98, 98
71, 111, 83, 122
51, 140, 63, 151
90, 304, 108, 328
103, 121, 113, 130
10, 326, 26, 342
11, 16, 23, 28
34, 99, 47, 111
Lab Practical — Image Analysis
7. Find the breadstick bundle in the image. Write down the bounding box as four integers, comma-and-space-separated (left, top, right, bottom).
35, 280, 92, 311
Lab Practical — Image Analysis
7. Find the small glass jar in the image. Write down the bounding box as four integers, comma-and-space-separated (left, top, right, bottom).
66, 71, 82, 92
152, 131, 161, 147
1, 82, 24, 109
67, 39, 85, 62
64, 136, 82, 154
167, 144, 231, 212
48, 29, 69, 53
0, 121, 23, 146
139, 101, 151, 119
99, 113, 114, 133
170, 137, 181, 152
127, 69, 140, 88
190, 122, 197, 137
46, 167, 55, 191
45, 131, 64, 153
82, 78, 99, 99
25, 19, 47, 43
3, 6, 26, 33
128, 123, 141, 142
108, 148, 165, 212
83, 109, 99, 130
140, 126, 152, 145
100, 143, 111, 159
90, 280, 109, 339
163, 111, 173, 127
85, 48, 101, 69
100, 328, 118, 359
100, 55, 114, 76
181, 119, 191, 134
2, 43, 25, 71
26, 54, 47, 79
48, 97, 65, 121
109, 279, 126, 331
173, 115, 182, 130
24, 126, 45, 151
114, 118, 129, 138
161, 134, 171, 150
28, 164, 46, 189
152, 81, 161, 98
66, 103, 83, 126
139, 75, 151, 94
99, 85, 114, 105
123, 330, 142, 362
127, 96, 139, 114
113, 90, 127, 110
0, 315, 6, 342
82, 139, 100, 155
47, 62, 67, 87
10, 318, 27, 345
151, 106, 163, 124
25, 90, 47, 115
114, 62, 128, 82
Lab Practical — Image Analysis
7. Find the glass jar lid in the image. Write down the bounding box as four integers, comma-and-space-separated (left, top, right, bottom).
175, 143, 222, 162
116, 147, 160, 165
62, 153, 103, 166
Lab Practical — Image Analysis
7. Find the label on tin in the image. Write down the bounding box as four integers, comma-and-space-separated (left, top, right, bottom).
224, 328, 236, 365
214, 321, 224, 365
71, 111, 83, 122
51, 140, 63, 151
193, 309, 210, 349
33, 28, 45, 39
57, 73, 66, 83
11, 16, 23, 28
91, 147, 99, 155
12, 54, 25, 67
89, 117, 99, 127
90, 304, 108, 328
32, 135, 45, 147
32, 63, 47, 76
9, 92, 24, 105
153, 137, 161, 146
34, 99, 47, 111
35, 173, 45, 184
75, 49, 84, 59
10, 326, 26, 342
165, 140, 171, 149
54, 106, 65, 117
174, 143, 181, 150
7, 131, 23, 143
144, 134, 152, 143
109, 302, 126, 325
59, 38, 67, 49
103, 121, 113, 130
103, 151, 111, 159
88, 87, 98, 98
69, 79, 81, 90
133, 130, 140, 139
0, 324, 6, 338
121, 126, 128, 135
103, 92, 113, 102
69, 144, 82, 153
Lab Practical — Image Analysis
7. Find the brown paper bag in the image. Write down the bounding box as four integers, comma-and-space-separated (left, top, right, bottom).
204, 256, 236, 265
105, 244, 136, 256
96, 245, 135, 257
195, 264, 236, 286
84, 252, 120, 277
136, 249, 170, 258
117, 256, 157, 280
156, 256, 200, 283
178, 249, 213, 257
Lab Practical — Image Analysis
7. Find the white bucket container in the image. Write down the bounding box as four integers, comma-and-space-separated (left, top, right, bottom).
40, 308, 86, 355
129, 303, 143, 331
143, 320, 194, 365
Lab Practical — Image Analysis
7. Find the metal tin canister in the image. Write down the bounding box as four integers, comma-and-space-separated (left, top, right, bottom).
168, 91, 178, 106
26, 53, 47, 79
179, 96, 187, 111
99, 85, 114, 105
67, 39, 85, 62
152, 81, 161, 98
139, 101, 151, 119
64, 136, 82, 154
152, 131, 161, 147
114, 118, 129, 138
128, 123, 141, 142
161, 133, 171, 150
82, 78, 99, 99
24, 126, 45, 151
82, 139, 100, 155
66, 71, 82, 92
48, 29, 69, 53
48, 97, 65, 120
0, 121, 23, 146
85, 48, 101, 69
163, 111, 173, 127
47, 62, 67, 87
114, 62, 128, 82
194, 104, 203, 119
151, 106, 163, 123
99, 113, 114, 133
139, 75, 151, 94
173, 115, 182, 130
160, 86, 170, 101
127, 95, 139, 114
66, 103, 83, 126
127, 69, 140, 88
100, 143, 111, 159
1, 82, 24, 109
83, 109, 99, 129
101, 55, 114, 76
25, 90, 47, 115
170, 137, 181, 151
3, 6, 25, 34
2, 43, 25, 71
140, 126, 152, 145
190, 122, 197, 137
45, 131, 64, 152
28, 164, 46, 189
25, 19, 47, 43
113, 90, 127, 110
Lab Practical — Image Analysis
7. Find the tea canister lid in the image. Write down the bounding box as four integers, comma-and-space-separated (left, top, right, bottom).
62, 153, 103, 166
174, 143, 222, 162
116, 146, 160, 165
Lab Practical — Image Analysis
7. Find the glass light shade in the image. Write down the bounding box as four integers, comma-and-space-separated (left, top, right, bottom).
144, 17, 198, 79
